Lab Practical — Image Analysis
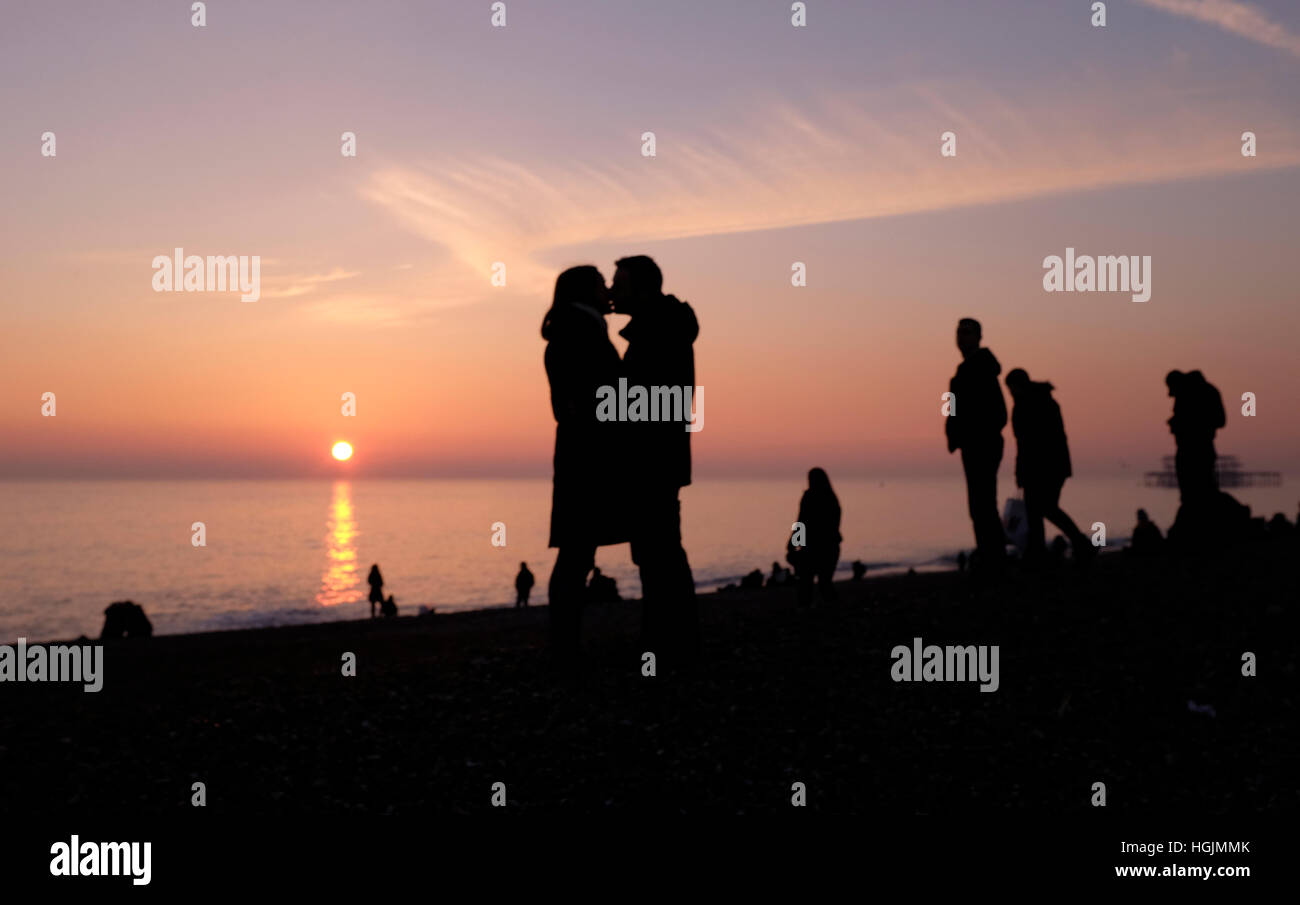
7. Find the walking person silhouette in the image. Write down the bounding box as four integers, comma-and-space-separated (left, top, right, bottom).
541, 266, 627, 666
1005, 369, 1092, 565
611, 255, 701, 668
945, 318, 1008, 573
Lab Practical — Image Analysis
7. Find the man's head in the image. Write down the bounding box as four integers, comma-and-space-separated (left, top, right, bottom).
1165, 370, 1185, 397
611, 255, 663, 315
956, 318, 982, 358
1137, 509, 1150, 523
1005, 367, 1030, 398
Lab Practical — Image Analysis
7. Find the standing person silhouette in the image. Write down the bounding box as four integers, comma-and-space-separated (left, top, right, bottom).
945, 318, 1008, 572
1005, 369, 1091, 564
514, 562, 535, 608
787, 467, 842, 605
367, 564, 384, 619
611, 255, 700, 668
1166, 370, 1226, 507
542, 266, 627, 665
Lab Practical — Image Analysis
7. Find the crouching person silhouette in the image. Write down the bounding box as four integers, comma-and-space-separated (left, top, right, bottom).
1130, 509, 1163, 555
101, 600, 152, 639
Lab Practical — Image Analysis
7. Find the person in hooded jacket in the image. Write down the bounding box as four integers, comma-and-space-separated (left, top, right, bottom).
611, 255, 700, 666
1166, 369, 1226, 507
1005, 368, 1091, 563
542, 265, 627, 665
945, 318, 1008, 568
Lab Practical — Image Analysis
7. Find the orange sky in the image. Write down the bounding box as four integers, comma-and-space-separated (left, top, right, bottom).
2, 0, 1298, 478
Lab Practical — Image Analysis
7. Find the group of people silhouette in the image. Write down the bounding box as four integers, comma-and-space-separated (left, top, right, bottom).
367, 564, 397, 618
944, 317, 1094, 572
536, 285, 1256, 661
515, 561, 618, 608
945, 317, 1239, 573
368, 302, 1262, 668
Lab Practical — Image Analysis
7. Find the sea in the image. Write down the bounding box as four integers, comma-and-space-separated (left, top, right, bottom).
0, 476, 1291, 642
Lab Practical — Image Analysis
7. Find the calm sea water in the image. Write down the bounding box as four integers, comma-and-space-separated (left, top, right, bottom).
0, 476, 1291, 642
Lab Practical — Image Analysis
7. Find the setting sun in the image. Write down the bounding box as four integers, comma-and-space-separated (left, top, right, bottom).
331, 441, 353, 462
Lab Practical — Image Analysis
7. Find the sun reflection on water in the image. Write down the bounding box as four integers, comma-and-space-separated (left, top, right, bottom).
316, 480, 362, 607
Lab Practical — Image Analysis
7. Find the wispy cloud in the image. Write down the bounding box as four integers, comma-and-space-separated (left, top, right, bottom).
260, 267, 360, 300
293, 289, 481, 327
364, 80, 1300, 294
1134, 0, 1300, 58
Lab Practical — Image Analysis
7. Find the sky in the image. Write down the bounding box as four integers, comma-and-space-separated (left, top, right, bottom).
2, 0, 1298, 479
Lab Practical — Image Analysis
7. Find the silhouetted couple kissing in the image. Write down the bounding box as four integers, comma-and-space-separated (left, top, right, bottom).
541, 256, 700, 670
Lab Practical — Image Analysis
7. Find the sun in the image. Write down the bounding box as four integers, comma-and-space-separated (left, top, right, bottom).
331, 441, 353, 461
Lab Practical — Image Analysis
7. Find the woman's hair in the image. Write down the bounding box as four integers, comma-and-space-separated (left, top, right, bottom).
808, 467, 833, 495
541, 265, 605, 338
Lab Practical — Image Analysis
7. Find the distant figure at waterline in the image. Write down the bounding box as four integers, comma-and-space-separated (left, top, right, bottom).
1130, 509, 1163, 555
367, 564, 385, 619
101, 601, 152, 639
787, 467, 842, 605
515, 562, 535, 608
767, 561, 792, 588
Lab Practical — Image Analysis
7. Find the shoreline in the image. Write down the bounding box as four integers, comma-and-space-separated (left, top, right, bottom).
49, 559, 937, 648
26, 553, 1106, 647
4, 537, 1293, 813
11, 563, 951, 649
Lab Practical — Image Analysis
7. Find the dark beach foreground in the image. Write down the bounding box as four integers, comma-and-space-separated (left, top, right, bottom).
2, 539, 1295, 815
